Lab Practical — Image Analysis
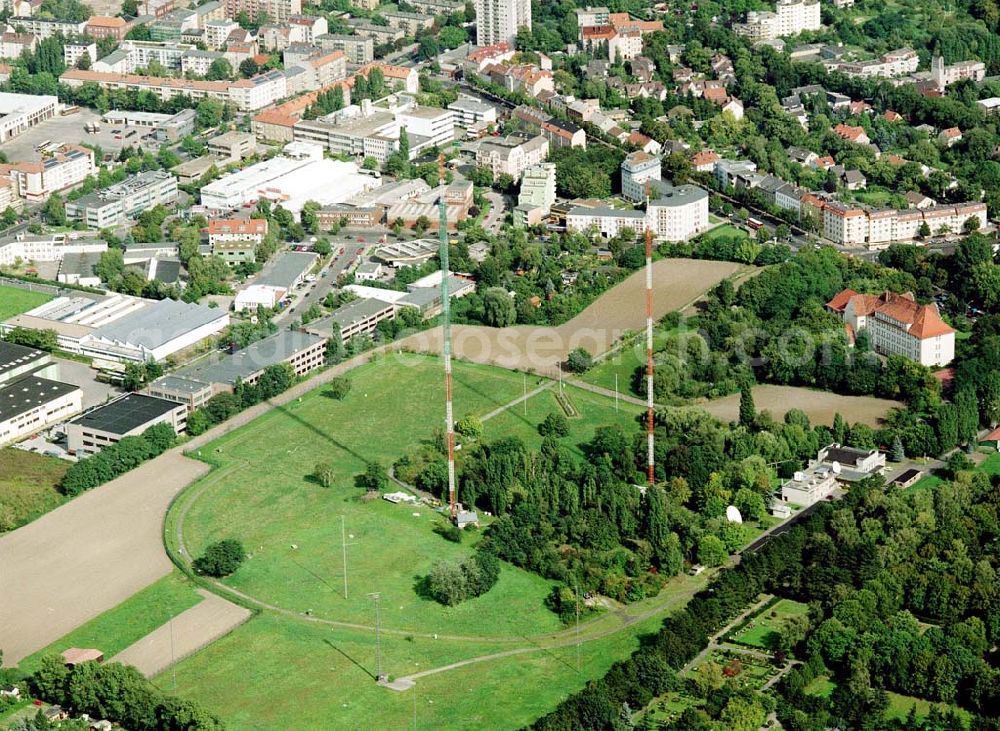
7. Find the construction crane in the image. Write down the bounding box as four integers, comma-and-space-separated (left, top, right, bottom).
438, 155, 458, 520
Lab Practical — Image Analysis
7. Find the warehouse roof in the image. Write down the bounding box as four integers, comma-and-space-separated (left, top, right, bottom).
255, 251, 318, 289
173, 330, 324, 387
0, 341, 48, 379
0, 376, 79, 423
89, 299, 225, 351
69, 393, 179, 435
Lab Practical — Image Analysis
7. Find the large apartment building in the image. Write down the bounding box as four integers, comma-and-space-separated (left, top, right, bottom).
620, 150, 662, 202
734, 0, 821, 40
474, 0, 531, 46
827, 289, 956, 366
224, 0, 301, 22
475, 134, 548, 180
820, 199, 987, 247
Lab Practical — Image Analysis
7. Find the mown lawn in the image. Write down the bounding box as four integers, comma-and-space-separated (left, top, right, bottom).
0, 448, 69, 533
730, 598, 809, 649
160, 605, 669, 730
480, 383, 643, 458
0, 284, 51, 320
17, 572, 202, 675
172, 355, 562, 638
580, 326, 680, 394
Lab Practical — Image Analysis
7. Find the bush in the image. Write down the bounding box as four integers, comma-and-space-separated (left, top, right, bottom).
313, 461, 335, 487
193, 539, 246, 577
425, 547, 500, 605
455, 414, 483, 440
356, 461, 389, 492
538, 412, 570, 438
565, 347, 593, 373
326, 376, 352, 400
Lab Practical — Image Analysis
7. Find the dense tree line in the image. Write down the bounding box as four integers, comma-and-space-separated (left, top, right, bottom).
60, 423, 176, 496
29, 655, 221, 729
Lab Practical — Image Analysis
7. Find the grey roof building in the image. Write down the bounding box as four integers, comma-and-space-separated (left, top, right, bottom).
255, 251, 318, 290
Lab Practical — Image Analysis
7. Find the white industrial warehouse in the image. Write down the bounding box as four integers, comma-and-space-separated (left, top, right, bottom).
199, 141, 382, 219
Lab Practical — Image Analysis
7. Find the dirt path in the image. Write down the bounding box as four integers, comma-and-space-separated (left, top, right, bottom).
110, 590, 251, 678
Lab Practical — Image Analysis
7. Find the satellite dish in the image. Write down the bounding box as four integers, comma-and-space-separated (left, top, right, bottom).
831, 461, 842, 474
793, 471, 806, 482
726, 505, 743, 524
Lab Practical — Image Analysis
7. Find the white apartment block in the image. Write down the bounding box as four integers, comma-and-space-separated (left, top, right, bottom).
567, 206, 648, 238
475, 135, 548, 180
475, 0, 532, 46
931, 55, 986, 89
734, 0, 821, 40
8, 16, 87, 39
60, 69, 286, 112
620, 150, 661, 203
204, 19, 240, 49
647, 185, 709, 242
837, 48, 919, 79
821, 200, 987, 247
181, 49, 225, 76
63, 41, 97, 69
514, 161, 556, 226
1, 146, 95, 201
224, 0, 301, 22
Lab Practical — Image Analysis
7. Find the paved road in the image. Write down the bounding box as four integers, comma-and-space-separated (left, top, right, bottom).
274, 246, 355, 324
482, 191, 508, 233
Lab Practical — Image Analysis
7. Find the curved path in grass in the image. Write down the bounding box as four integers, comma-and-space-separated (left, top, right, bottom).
0, 259, 748, 668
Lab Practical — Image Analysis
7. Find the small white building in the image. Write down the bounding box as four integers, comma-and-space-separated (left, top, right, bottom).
780, 466, 838, 507
233, 283, 285, 312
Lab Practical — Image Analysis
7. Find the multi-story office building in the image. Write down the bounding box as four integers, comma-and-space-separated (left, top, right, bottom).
474, 0, 531, 46
474, 134, 548, 180
0, 145, 95, 201
65, 170, 178, 229
514, 162, 556, 227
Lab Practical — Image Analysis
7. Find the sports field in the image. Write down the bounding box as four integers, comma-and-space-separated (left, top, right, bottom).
0, 448, 69, 533
0, 284, 51, 320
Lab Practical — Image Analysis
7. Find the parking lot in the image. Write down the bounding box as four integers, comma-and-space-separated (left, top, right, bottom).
0, 108, 163, 164
54, 356, 119, 409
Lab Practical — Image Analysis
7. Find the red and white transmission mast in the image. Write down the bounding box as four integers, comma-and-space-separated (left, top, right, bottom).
438, 155, 457, 519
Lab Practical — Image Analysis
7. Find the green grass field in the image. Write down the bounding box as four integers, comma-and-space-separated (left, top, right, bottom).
699, 223, 748, 241
0, 284, 51, 320
885, 692, 972, 727
0, 448, 70, 533
171, 355, 563, 638
579, 327, 679, 395
979, 452, 1000, 475
159, 354, 722, 728
158, 608, 672, 730
804, 675, 836, 698
17, 572, 202, 675
730, 598, 809, 650
481, 383, 643, 458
